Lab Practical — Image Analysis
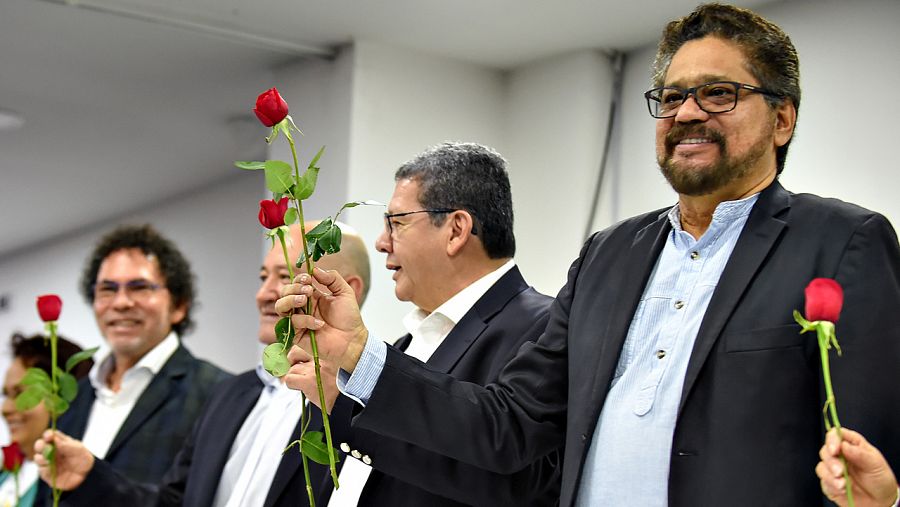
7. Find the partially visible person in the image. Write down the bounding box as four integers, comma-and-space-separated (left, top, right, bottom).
0, 333, 92, 507
817, 428, 899, 507
56, 224, 230, 485
32, 223, 370, 507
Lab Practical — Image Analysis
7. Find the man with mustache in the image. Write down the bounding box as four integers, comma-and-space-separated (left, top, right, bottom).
278, 4, 900, 506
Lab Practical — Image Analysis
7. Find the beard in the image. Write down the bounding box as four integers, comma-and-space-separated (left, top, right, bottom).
658, 123, 772, 196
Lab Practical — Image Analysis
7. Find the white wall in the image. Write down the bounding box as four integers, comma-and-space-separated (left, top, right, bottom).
612, 0, 900, 229
343, 40, 507, 340
504, 49, 615, 296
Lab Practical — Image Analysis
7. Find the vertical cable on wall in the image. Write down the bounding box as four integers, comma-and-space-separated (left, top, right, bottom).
583, 51, 626, 241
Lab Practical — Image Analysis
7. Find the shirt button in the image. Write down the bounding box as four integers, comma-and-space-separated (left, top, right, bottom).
674, 300, 685, 309
656, 349, 667, 359
690, 251, 700, 260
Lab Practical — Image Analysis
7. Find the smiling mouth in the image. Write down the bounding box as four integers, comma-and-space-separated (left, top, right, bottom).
678, 137, 713, 145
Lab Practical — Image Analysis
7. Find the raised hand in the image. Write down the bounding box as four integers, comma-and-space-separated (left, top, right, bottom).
275, 267, 370, 372
284, 345, 340, 413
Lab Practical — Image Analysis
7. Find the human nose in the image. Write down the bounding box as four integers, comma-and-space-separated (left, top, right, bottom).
673, 94, 709, 122
2, 395, 16, 417
109, 285, 136, 307
375, 227, 392, 253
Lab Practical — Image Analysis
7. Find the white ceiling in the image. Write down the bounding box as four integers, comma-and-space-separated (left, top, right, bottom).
0, 0, 779, 257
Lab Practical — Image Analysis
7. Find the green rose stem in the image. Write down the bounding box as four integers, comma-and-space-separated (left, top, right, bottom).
284, 131, 341, 491
274, 228, 318, 506
48, 320, 61, 507
816, 322, 854, 507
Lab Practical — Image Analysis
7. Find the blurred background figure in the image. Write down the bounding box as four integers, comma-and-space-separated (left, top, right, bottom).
0, 333, 92, 507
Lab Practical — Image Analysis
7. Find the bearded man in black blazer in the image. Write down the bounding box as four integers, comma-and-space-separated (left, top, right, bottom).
289, 142, 560, 506
279, 5, 900, 507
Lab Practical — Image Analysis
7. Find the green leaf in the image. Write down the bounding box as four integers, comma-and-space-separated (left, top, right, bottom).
234, 161, 266, 170
308, 145, 326, 170
320, 224, 342, 255
264, 160, 294, 194
300, 431, 334, 466
274, 317, 295, 349
20, 368, 52, 390
295, 250, 309, 269
15, 386, 46, 411
58, 371, 78, 402
283, 207, 299, 225
305, 219, 333, 239
293, 166, 320, 200
65, 346, 99, 373
262, 343, 290, 377
45, 392, 69, 418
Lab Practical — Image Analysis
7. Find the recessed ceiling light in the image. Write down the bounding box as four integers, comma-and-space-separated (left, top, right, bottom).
0, 108, 25, 131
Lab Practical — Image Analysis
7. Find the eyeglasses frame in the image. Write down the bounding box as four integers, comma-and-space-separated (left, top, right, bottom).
644, 80, 782, 119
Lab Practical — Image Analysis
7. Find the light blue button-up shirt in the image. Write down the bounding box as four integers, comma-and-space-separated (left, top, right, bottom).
576, 194, 758, 506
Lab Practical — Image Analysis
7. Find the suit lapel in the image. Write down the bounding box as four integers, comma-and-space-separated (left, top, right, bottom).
106, 346, 190, 456
192, 374, 264, 506
678, 182, 790, 414
589, 215, 671, 404
426, 267, 528, 373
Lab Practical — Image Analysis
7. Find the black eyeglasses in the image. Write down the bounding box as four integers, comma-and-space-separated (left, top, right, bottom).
383, 208, 479, 237
93, 279, 164, 303
644, 80, 781, 119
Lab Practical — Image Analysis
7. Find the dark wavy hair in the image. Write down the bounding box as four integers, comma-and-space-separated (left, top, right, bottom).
80, 224, 195, 335
395, 142, 515, 259
11, 333, 93, 380
652, 3, 800, 174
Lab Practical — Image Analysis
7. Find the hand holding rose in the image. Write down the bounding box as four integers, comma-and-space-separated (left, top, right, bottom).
33, 430, 95, 491
275, 267, 369, 373
817, 428, 899, 507
285, 346, 340, 414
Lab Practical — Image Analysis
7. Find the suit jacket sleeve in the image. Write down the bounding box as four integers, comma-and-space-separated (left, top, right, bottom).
352, 242, 593, 474
828, 213, 900, 470
331, 313, 561, 505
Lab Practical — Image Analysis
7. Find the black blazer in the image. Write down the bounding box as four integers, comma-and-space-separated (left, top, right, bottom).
57, 344, 229, 483
65, 369, 330, 507
322, 266, 560, 506
352, 182, 900, 506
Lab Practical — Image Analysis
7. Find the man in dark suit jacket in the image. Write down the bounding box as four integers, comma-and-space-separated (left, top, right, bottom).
278, 5, 900, 506
288, 142, 560, 506
34, 223, 371, 506
57, 224, 229, 484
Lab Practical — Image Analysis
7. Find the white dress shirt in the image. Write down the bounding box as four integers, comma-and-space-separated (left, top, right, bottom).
0, 460, 37, 507
212, 365, 304, 507
329, 260, 515, 506
81, 332, 179, 459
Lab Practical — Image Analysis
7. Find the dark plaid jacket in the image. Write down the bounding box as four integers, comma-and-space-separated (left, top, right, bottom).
57, 344, 230, 482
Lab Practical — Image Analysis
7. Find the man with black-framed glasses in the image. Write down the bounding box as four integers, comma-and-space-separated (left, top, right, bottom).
277, 4, 900, 506
46, 224, 230, 495
288, 142, 560, 506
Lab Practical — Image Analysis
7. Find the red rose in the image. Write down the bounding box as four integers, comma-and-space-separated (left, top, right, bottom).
804, 278, 843, 322
259, 198, 290, 229
36, 294, 62, 322
2, 442, 24, 472
253, 88, 289, 127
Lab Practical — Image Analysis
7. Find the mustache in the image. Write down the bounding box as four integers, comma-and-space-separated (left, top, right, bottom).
665, 125, 726, 151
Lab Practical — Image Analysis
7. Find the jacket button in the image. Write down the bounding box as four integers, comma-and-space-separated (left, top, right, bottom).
351, 450, 362, 459
340, 442, 351, 453
362, 455, 372, 465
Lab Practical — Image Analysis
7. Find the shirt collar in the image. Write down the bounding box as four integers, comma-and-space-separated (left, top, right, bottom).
402, 259, 516, 334
666, 193, 760, 232
89, 331, 180, 390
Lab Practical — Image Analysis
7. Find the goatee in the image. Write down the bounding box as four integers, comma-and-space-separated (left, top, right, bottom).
658, 124, 768, 196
